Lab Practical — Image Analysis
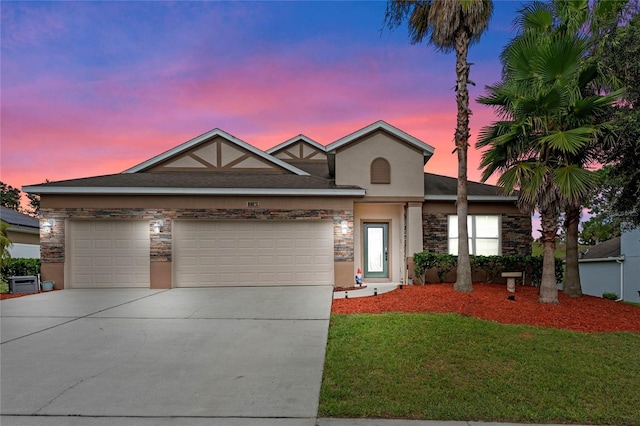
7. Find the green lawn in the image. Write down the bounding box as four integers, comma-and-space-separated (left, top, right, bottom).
320, 313, 640, 425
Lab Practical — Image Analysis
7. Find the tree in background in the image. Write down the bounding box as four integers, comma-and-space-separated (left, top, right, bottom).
590, 4, 640, 229
1, 182, 21, 211
476, 1, 621, 303
385, 0, 493, 292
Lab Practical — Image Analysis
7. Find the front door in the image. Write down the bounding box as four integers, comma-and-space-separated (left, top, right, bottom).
363, 223, 388, 278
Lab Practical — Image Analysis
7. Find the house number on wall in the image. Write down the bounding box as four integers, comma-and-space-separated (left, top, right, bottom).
247, 201, 259, 207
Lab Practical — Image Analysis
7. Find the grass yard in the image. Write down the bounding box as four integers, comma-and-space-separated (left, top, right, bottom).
319, 312, 640, 425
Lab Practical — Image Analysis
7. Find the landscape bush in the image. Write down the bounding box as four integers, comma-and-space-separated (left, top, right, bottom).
1, 258, 41, 282
413, 252, 564, 286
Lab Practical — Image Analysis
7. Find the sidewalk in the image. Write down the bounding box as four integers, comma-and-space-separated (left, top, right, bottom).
317, 419, 593, 426
332, 282, 400, 299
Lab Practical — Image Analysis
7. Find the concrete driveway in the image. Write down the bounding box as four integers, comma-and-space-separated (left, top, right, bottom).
1, 286, 333, 426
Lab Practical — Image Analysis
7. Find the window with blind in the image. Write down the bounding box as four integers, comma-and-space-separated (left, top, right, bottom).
448, 215, 500, 255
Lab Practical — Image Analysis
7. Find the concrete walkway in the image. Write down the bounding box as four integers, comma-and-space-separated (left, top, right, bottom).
332, 282, 399, 299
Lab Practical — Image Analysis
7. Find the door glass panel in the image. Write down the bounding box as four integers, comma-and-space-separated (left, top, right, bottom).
367, 227, 384, 272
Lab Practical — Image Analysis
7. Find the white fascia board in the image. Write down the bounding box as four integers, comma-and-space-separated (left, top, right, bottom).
8, 225, 40, 235
425, 195, 519, 202
123, 128, 310, 176
326, 120, 435, 155
266, 134, 326, 154
24, 186, 366, 197
578, 256, 625, 263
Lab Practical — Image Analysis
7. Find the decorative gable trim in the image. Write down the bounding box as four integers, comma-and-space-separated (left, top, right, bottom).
124, 129, 310, 175
267, 135, 326, 154
267, 135, 327, 163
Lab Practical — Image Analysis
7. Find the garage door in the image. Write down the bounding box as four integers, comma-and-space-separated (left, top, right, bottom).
68, 221, 150, 288
174, 221, 334, 287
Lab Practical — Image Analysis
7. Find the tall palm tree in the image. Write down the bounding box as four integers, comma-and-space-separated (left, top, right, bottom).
385, 0, 493, 292
476, 3, 620, 303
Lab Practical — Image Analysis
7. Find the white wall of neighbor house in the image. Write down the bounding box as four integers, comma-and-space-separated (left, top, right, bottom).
622, 228, 640, 302
354, 203, 404, 282
579, 228, 640, 303
8, 243, 40, 259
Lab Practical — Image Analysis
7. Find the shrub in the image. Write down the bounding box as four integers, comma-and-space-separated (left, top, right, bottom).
413, 252, 456, 283
602, 292, 619, 300
1, 258, 41, 280
414, 252, 564, 286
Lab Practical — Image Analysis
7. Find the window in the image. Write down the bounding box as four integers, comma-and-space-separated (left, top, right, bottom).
370, 158, 390, 184
448, 215, 500, 255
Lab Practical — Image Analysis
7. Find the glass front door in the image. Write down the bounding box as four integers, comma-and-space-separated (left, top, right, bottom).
363, 223, 388, 278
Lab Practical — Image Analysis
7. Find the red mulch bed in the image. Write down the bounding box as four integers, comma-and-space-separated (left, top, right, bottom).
1, 290, 57, 300
332, 283, 640, 333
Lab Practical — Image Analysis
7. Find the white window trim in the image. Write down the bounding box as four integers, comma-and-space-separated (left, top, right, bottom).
448, 215, 502, 256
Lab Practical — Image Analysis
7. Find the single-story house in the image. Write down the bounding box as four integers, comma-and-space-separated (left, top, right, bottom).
578, 227, 640, 303
0, 206, 40, 258
24, 120, 531, 290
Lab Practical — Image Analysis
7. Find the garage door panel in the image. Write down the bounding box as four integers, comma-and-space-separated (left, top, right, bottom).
69, 221, 150, 288
174, 221, 333, 287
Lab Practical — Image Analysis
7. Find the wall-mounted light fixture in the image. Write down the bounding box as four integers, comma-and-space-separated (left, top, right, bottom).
153, 220, 164, 233
41, 219, 55, 234
340, 220, 349, 235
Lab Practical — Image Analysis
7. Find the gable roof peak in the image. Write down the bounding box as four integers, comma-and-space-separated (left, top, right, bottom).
325, 120, 435, 157
124, 128, 310, 175
266, 134, 326, 155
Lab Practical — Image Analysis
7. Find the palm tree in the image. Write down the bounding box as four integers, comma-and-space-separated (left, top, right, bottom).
1, 221, 12, 268
385, 0, 493, 292
476, 2, 621, 303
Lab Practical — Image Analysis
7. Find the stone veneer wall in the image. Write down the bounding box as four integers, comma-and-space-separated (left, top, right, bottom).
40, 208, 354, 263
422, 212, 532, 256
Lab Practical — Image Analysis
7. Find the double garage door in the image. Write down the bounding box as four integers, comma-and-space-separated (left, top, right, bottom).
68, 220, 333, 288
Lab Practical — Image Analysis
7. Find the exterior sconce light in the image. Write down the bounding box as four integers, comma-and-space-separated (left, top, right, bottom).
41, 219, 55, 234
153, 220, 164, 233
340, 220, 349, 235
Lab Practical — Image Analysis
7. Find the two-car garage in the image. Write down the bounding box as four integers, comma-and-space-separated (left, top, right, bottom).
67, 220, 334, 288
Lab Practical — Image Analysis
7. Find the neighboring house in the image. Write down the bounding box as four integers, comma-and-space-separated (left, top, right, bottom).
579, 228, 640, 303
0, 206, 40, 258
24, 121, 531, 289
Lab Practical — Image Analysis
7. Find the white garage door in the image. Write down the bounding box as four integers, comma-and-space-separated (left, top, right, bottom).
174, 221, 334, 287
68, 221, 150, 288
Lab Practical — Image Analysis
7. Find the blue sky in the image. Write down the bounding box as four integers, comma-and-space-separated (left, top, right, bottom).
2, 0, 526, 193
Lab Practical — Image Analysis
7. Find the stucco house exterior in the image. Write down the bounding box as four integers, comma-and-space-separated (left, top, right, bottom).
578, 227, 640, 303
0, 206, 40, 258
24, 121, 531, 290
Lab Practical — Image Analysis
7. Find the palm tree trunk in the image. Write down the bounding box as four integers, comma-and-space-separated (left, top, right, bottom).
539, 207, 559, 304
563, 204, 583, 297
453, 28, 473, 293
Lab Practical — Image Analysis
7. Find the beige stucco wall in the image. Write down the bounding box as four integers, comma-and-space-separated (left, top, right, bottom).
334, 130, 424, 198
354, 203, 404, 283
41, 195, 355, 210
6, 229, 39, 245
42, 263, 64, 290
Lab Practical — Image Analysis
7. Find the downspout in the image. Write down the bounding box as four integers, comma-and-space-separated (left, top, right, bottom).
616, 257, 625, 302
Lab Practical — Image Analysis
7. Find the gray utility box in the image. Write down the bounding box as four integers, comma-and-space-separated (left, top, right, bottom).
9, 276, 39, 294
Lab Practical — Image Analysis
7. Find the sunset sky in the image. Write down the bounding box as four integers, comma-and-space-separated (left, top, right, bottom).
2, 0, 526, 195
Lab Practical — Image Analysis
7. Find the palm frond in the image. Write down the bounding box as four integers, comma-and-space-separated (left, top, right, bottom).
538, 127, 596, 155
